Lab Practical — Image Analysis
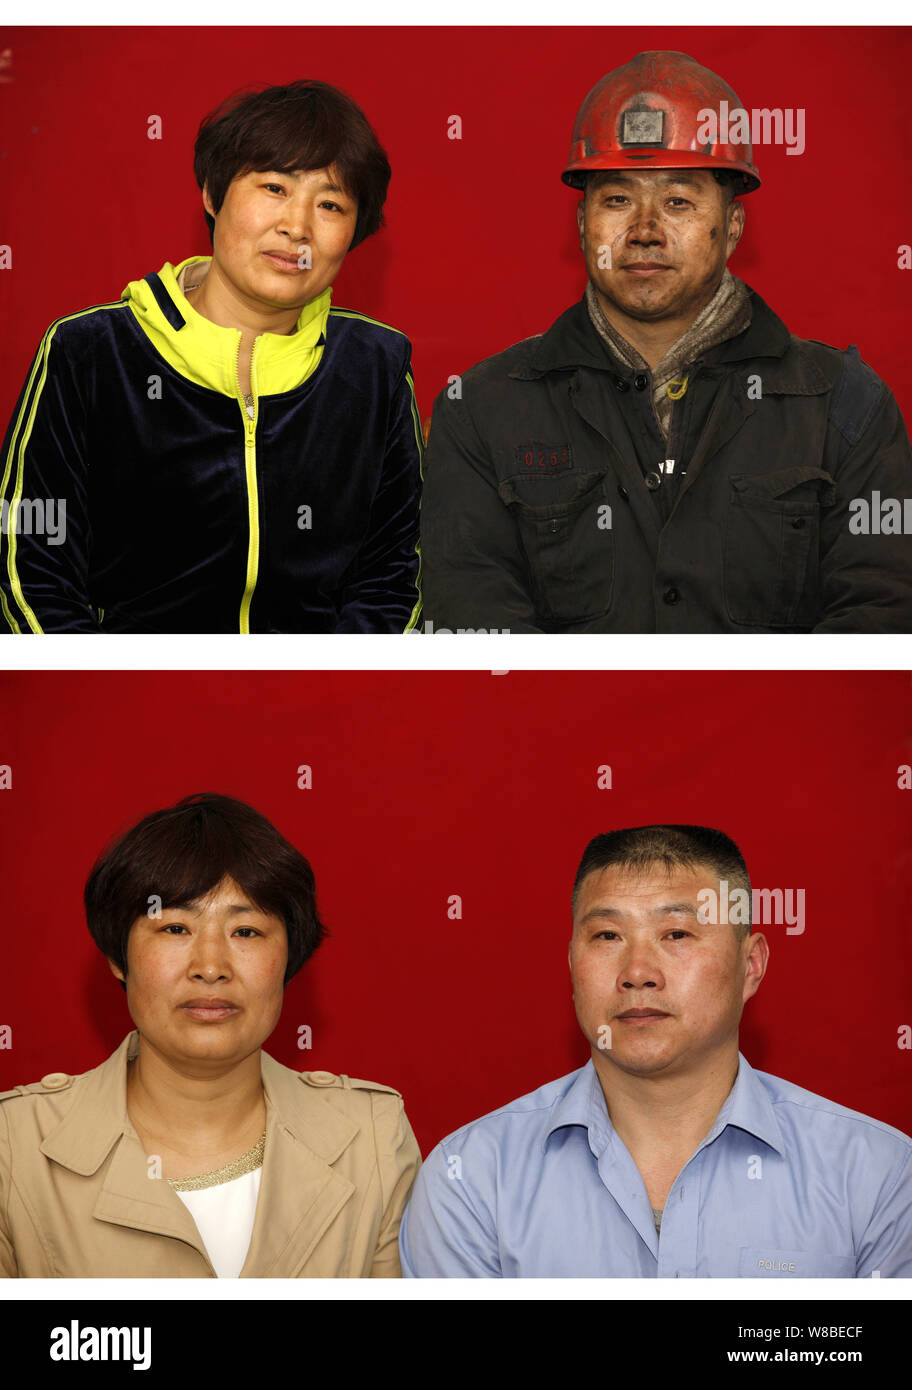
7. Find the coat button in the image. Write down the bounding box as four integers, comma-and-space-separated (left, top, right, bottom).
40, 1072, 70, 1090
634, 373, 649, 391
615, 378, 630, 392
306, 1070, 337, 1086
617, 485, 630, 501
663, 587, 681, 605
644, 472, 662, 490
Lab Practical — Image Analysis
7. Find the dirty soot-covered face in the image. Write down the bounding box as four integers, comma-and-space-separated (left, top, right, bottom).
577, 168, 743, 327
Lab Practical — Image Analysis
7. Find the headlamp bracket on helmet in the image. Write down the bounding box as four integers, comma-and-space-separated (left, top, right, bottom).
620, 110, 665, 147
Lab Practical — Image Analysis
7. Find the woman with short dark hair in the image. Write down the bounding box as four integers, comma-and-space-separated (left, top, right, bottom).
0, 793, 420, 1277
0, 81, 423, 634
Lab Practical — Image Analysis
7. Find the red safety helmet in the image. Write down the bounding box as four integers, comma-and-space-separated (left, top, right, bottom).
562, 51, 761, 194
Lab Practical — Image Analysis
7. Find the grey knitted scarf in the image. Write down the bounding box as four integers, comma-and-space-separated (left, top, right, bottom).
585, 269, 752, 444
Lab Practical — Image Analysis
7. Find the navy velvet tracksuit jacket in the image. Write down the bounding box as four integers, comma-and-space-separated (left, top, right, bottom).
0, 258, 423, 633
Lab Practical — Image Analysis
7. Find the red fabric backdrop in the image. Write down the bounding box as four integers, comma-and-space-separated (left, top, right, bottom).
1, 26, 911, 434
0, 669, 909, 1152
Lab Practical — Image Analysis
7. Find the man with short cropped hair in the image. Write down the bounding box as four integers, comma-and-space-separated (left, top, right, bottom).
420, 51, 912, 632
400, 824, 912, 1277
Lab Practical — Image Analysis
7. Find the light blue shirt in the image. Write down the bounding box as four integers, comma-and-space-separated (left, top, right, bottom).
399, 1054, 912, 1278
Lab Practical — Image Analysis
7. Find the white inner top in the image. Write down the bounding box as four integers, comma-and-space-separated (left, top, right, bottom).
174, 1168, 262, 1278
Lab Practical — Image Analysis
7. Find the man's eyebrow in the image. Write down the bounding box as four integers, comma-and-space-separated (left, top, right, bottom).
594, 173, 705, 190
578, 901, 700, 924
657, 174, 704, 189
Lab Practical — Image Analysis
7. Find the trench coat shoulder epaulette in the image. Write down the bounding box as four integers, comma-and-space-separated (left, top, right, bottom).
0, 1071, 77, 1103
298, 1070, 403, 1097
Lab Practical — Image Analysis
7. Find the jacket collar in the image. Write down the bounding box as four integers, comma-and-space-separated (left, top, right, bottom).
40, 1031, 363, 1277
40, 1030, 138, 1176
544, 1052, 786, 1158
514, 283, 825, 393
121, 257, 331, 398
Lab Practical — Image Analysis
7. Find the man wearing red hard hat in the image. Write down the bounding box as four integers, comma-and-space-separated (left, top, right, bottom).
419, 51, 912, 633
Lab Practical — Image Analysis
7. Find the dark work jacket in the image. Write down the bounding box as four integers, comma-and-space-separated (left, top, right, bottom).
0, 258, 423, 633
419, 287, 912, 632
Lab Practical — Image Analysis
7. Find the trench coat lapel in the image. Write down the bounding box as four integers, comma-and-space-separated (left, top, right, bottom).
38, 1032, 363, 1277
39, 1031, 213, 1267
91, 1131, 212, 1263
240, 1052, 359, 1277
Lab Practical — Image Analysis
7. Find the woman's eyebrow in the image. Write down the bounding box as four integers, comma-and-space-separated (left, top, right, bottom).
160, 901, 264, 916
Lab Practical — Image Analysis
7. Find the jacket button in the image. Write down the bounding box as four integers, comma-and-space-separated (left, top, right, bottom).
634, 373, 649, 391
791, 518, 805, 529
306, 1070, 337, 1086
663, 587, 681, 605
644, 472, 662, 490
40, 1072, 70, 1090
615, 378, 629, 392
617, 485, 630, 501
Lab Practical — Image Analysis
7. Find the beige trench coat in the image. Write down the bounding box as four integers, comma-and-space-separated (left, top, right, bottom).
0, 1031, 421, 1277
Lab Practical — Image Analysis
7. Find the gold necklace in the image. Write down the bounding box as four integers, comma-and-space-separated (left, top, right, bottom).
168, 1131, 266, 1192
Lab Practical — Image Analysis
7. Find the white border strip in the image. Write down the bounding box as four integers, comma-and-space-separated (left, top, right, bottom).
1, 634, 909, 671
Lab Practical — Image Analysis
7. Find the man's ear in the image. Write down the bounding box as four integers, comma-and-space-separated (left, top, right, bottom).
727, 199, 746, 256
201, 182, 215, 220
741, 930, 769, 1004
107, 956, 125, 984
577, 198, 585, 246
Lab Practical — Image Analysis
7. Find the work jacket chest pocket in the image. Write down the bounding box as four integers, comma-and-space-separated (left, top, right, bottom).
499, 470, 613, 623
723, 466, 837, 629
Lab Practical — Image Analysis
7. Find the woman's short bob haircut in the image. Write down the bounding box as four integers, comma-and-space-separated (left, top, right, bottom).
85, 793, 327, 986
193, 79, 391, 252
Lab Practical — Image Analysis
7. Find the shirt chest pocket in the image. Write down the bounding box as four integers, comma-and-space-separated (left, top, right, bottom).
739, 1247, 856, 1278
498, 470, 614, 624
723, 467, 837, 629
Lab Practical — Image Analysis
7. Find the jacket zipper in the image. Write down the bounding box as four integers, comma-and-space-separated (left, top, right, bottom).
236, 339, 260, 634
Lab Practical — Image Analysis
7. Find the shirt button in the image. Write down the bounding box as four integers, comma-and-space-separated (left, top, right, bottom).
306, 1070, 337, 1086
644, 472, 662, 490
634, 373, 649, 391
663, 587, 681, 605
40, 1072, 70, 1090
615, 378, 630, 392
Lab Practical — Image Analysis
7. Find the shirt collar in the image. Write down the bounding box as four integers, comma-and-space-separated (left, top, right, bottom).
544, 1052, 786, 1158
